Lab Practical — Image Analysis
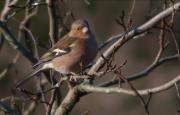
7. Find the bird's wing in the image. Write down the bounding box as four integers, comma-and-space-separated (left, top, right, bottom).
34, 34, 76, 67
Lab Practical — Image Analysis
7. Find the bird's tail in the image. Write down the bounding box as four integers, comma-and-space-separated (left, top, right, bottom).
15, 64, 44, 88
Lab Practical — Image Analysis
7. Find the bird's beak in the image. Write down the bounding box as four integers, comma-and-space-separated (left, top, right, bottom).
82, 27, 88, 33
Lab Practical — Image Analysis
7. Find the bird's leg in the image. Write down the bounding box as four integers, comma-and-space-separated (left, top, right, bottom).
68, 72, 87, 82
68, 72, 79, 81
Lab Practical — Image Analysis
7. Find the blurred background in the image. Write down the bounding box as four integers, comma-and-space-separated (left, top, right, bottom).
0, 0, 180, 115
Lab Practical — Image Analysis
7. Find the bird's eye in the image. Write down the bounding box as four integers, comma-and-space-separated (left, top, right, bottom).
77, 27, 81, 31
77, 26, 84, 31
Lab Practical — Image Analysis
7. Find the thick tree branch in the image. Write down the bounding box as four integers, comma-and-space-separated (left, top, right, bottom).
54, 87, 82, 115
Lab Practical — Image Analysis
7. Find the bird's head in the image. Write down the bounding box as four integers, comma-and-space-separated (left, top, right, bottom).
69, 20, 91, 38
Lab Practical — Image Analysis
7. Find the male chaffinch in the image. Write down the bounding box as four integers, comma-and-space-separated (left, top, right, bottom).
16, 19, 98, 87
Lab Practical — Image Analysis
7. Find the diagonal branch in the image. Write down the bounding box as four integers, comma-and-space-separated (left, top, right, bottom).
54, 87, 82, 115
88, 2, 180, 75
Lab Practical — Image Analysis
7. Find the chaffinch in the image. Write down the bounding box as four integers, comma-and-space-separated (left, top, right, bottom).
16, 19, 98, 87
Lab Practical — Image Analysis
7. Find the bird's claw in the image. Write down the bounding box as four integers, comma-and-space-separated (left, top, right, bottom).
69, 75, 78, 81
67, 72, 88, 82
67, 72, 78, 82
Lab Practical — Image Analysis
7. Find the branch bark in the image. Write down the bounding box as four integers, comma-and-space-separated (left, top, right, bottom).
79, 75, 180, 96
54, 87, 82, 115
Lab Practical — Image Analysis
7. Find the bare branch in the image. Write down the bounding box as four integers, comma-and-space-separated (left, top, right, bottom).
89, 2, 180, 74
0, 0, 18, 22
0, 53, 20, 80
88, 2, 180, 75
47, 0, 59, 45
99, 54, 179, 87
0, 0, 18, 53
153, 16, 166, 64
54, 88, 81, 115
79, 75, 180, 96
0, 21, 37, 63
168, 27, 180, 59
23, 102, 38, 115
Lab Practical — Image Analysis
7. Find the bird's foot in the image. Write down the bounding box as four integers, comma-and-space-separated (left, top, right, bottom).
67, 72, 78, 81
69, 75, 78, 81
67, 72, 90, 82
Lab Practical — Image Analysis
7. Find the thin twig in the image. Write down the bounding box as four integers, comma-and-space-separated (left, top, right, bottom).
168, 27, 180, 59
47, 0, 59, 45
127, 0, 136, 28
88, 2, 180, 75
0, 21, 37, 63
0, 53, 20, 80
174, 83, 180, 98
99, 54, 179, 87
153, 18, 166, 64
